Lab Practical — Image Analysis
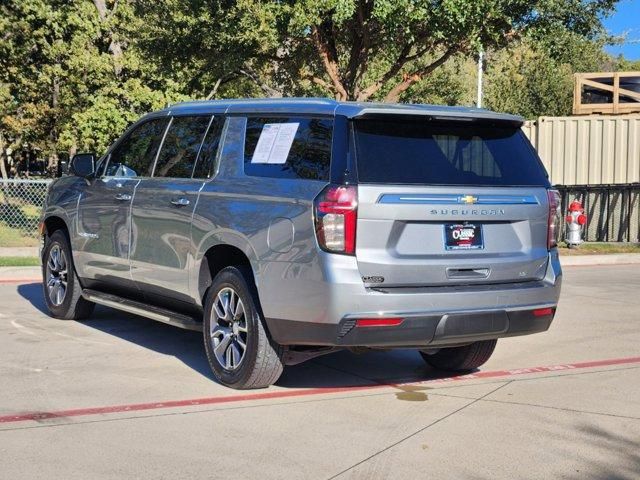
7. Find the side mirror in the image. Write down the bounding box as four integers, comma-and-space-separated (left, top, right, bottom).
70, 153, 96, 178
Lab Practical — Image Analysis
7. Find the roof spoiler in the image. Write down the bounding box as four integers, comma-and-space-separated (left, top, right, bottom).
353, 109, 524, 127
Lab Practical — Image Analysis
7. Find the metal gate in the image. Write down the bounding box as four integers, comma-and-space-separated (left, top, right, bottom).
556, 183, 640, 242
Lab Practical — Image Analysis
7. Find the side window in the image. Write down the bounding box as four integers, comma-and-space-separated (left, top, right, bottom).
153, 116, 211, 178
95, 157, 108, 177
193, 116, 224, 178
105, 118, 169, 177
243, 117, 332, 181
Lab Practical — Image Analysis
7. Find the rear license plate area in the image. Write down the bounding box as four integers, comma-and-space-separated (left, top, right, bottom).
444, 223, 483, 250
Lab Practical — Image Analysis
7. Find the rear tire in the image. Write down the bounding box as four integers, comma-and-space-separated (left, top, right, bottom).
203, 266, 284, 389
420, 340, 497, 372
42, 230, 95, 320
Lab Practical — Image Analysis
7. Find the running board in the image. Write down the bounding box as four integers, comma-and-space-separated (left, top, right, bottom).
82, 289, 202, 332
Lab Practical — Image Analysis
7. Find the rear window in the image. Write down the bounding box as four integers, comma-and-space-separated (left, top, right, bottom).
353, 119, 548, 186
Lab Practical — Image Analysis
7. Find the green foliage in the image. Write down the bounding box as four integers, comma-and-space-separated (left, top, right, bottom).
484, 33, 613, 118
136, 0, 620, 103
615, 56, 640, 71
0, 256, 41, 266
399, 57, 476, 106
0, 0, 186, 161
484, 43, 574, 118
0, 0, 633, 168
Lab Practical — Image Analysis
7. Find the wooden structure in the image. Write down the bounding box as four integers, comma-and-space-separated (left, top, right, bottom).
573, 72, 640, 115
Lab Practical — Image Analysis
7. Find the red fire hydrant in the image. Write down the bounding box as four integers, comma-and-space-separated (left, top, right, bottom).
565, 200, 587, 248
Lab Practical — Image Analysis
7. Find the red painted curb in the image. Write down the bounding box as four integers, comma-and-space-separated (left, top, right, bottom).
0, 279, 41, 284
1, 355, 639, 425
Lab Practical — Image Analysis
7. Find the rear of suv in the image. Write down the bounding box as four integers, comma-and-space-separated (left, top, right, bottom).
41, 99, 562, 389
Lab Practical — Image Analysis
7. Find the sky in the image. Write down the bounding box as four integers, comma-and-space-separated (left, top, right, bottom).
603, 0, 640, 60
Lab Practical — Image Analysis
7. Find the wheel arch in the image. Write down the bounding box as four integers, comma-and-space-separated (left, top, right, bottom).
196, 239, 258, 307
43, 215, 69, 238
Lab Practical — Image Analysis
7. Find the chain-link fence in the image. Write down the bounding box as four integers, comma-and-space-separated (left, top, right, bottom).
0, 179, 52, 242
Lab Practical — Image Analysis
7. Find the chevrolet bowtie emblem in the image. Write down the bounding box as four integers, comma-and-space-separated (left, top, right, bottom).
460, 195, 478, 205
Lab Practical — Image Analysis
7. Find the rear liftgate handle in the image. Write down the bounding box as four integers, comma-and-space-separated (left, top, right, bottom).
114, 193, 132, 201
446, 267, 490, 280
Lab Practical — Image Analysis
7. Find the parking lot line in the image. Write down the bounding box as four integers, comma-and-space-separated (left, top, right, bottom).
1, 355, 639, 425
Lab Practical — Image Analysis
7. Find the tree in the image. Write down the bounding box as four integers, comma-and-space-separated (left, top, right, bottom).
0, 0, 627, 173
484, 30, 614, 118
0, 0, 185, 173
136, 0, 619, 102
484, 43, 574, 118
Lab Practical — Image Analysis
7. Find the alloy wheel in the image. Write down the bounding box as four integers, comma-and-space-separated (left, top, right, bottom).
210, 287, 248, 370
46, 244, 68, 306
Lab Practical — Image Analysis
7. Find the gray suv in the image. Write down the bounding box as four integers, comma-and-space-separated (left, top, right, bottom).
40, 99, 562, 389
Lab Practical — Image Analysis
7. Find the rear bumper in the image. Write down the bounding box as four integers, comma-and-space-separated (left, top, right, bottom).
262, 250, 562, 347
268, 306, 556, 347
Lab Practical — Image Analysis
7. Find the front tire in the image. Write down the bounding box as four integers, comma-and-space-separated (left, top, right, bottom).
42, 230, 95, 320
420, 340, 497, 372
203, 266, 284, 389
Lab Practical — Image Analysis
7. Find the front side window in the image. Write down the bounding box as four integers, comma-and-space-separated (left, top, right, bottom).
105, 118, 169, 178
153, 116, 211, 178
243, 117, 332, 181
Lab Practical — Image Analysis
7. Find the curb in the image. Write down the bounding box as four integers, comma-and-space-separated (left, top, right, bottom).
0, 266, 42, 284
2, 355, 639, 424
0, 247, 40, 258
560, 253, 640, 266
0, 278, 41, 284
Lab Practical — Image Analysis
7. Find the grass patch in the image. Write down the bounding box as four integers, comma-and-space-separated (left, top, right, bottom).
0, 256, 40, 267
559, 242, 640, 255
0, 224, 40, 247
20, 204, 41, 218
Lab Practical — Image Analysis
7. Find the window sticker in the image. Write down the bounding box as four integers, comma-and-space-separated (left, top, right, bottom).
251, 123, 299, 164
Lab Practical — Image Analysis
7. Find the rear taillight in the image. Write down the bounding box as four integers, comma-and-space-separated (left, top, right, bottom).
547, 189, 562, 249
314, 184, 357, 255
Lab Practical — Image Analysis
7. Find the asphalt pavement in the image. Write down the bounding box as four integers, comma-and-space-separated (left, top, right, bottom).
0, 265, 638, 479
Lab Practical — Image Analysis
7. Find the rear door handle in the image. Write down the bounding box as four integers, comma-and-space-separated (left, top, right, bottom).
114, 193, 132, 201
170, 198, 190, 207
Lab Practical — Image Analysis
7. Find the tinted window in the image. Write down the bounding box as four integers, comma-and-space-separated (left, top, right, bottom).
193, 117, 224, 178
95, 157, 108, 177
105, 118, 169, 177
354, 119, 549, 186
153, 116, 211, 178
244, 117, 332, 181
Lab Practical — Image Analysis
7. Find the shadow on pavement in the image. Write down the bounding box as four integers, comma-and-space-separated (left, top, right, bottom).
18, 282, 48, 314
17, 281, 445, 390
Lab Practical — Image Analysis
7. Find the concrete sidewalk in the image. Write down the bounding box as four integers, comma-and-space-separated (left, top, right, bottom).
0, 266, 40, 282
559, 252, 640, 266
0, 247, 39, 258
